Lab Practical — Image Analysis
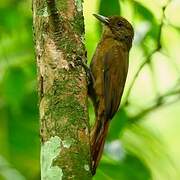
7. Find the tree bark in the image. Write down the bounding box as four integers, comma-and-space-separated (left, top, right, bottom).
32, 0, 92, 179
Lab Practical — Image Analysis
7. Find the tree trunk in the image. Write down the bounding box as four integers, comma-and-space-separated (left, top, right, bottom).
32, 0, 92, 179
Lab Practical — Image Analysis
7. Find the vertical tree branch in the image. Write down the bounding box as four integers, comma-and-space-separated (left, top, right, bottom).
33, 0, 92, 179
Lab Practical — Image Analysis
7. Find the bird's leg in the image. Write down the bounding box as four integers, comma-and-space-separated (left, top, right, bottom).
82, 62, 94, 87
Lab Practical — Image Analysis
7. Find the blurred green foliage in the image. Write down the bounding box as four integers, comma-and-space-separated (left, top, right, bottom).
0, 0, 180, 179
95, 154, 151, 180
0, 0, 39, 179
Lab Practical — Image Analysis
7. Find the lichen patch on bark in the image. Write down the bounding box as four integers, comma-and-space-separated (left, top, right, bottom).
42, 6, 49, 17
62, 138, 75, 148
41, 136, 63, 180
84, 164, 90, 171
74, 0, 83, 12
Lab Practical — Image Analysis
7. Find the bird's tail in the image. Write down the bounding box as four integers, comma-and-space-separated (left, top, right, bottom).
90, 116, 110, 175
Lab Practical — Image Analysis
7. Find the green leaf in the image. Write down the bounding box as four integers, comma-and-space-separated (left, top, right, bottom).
107, 109, 129, 141
133, 2, 155, 21
94, 153, 151, 180
97, 0, 121, 35
133, 1, 159, 48
99, 0, 121, 17
2, 67, 26, 106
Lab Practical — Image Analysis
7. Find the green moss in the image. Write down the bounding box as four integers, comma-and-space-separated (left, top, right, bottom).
51, 70, 80, 96
56, 0, 68, 12
71, 12, 85, 35
44, 69, 87, 139
53, 95, 85, 125
58, 37, 77, 59
66, 150, 91, 178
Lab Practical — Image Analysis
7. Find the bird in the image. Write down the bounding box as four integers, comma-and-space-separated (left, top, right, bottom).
88, 14, 134, 174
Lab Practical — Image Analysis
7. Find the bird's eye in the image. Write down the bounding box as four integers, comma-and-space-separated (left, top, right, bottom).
117, 21, 123, 27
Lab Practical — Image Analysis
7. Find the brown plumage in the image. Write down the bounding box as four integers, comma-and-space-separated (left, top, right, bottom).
89, 14, 134, 174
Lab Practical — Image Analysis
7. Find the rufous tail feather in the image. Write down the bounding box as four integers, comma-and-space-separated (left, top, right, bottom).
90, 117, 109, 175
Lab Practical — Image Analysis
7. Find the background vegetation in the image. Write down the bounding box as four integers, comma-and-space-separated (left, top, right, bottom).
0, 0, 180, 179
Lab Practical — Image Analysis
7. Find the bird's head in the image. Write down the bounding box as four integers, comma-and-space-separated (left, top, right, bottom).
93, 14, 134, 49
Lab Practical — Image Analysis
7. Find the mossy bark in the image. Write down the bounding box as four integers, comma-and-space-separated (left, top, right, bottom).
32, 0, 92, 179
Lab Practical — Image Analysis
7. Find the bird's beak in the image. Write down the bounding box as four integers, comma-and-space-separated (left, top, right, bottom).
93, 14, 109, 25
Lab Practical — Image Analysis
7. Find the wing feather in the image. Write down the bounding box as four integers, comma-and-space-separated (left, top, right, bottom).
103, 46, 128, 119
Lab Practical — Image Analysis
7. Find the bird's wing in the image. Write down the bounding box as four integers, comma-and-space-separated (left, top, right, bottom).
103, 46, 128, 119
